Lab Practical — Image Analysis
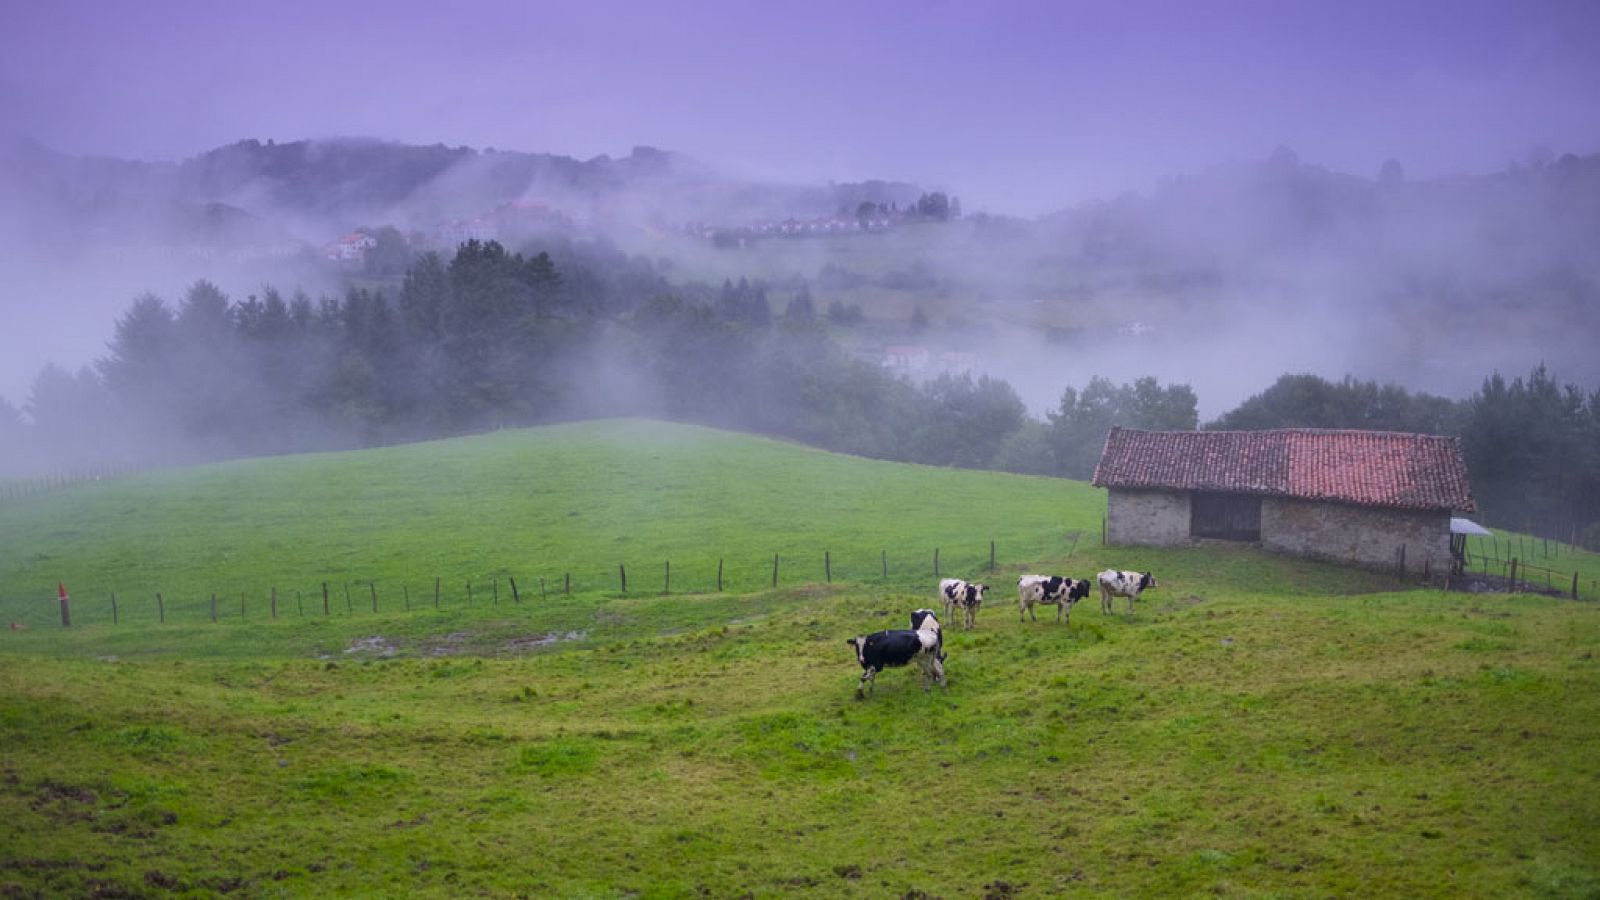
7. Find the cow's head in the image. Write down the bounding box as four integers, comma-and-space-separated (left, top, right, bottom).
910, 608, 940, 632
844, 636, 867, 665
1068, 579, 1092, 602
1140, 572, 1157, 590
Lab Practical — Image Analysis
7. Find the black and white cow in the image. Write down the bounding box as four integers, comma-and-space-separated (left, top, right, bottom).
939, 578, 988, 630
1017, 574, 1092, 624
845, 608, 946, 696
1097, 569, 1158, 614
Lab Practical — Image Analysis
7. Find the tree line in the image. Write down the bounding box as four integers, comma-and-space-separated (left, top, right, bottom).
1, 240, 1595, 547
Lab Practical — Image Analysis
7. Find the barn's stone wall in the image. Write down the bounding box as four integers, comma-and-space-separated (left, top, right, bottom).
1107, 489, 1190, 546
1260, 497, 1451, 574
1106, 488, 1453, 574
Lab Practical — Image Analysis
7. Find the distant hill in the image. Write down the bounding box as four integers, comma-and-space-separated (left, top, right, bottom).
1041, 147, 1600, 304
0, 135, 926, 255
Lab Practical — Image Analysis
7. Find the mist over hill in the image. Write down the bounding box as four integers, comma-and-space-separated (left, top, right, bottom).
990, 147, 1600, 410
3, 133, 1597, 414
0, 136, 926, 251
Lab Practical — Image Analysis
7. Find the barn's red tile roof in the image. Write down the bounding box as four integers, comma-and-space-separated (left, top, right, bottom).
1091, 427, 1476, 512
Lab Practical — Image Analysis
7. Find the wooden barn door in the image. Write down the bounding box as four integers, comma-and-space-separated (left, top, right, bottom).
1191, 492, 1261, 541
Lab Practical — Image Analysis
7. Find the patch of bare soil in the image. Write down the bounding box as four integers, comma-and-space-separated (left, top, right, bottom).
343, 636, 398, 657
422, 631, 477, 656
1446, 571, 1569, 597
502, 631, 586, 653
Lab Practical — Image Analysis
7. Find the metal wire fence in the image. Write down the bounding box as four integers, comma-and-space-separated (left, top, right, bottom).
0, 531, 1090, 630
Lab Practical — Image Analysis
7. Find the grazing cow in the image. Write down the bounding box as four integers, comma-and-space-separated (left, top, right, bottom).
1017, 574, 1092, 624
1097, 569, 1157, 614
845, 608, 946, 695
939, 578, 988, 630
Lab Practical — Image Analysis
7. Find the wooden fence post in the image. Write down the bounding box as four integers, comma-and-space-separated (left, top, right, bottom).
772, 554, 779, 588
990, 540, 996, 572
403, 584, 410, 611
510, 577, 520, 604
1509, 559, 1518, 592
881, 550, 887, 580
665, 560, 671, 595
434, 577, 441, 608
370, 582, 378, 613
343, 582, 352, 613
825, 551, 831, 583
717, 559, 724, 592
271, 587, 278, 619
157, 592, 165, 623
619, 563, 627, 593
934, 548, 940, 579
493, 579, 499, 606
1574, 571, 1581, 600
565, 573, 571, 595
323, 582, 330, 616
210, 593, 217, 623
297, 590, 302, 616
57, 583, 70, 628
111, 593, 118, 625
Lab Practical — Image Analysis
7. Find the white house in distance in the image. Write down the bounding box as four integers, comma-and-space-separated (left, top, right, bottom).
323, 231, 377, 261
1091, 427, 1478, 575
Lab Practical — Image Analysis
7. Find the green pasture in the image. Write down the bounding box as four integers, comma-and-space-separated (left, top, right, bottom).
0, 419, 1101, 630
2, 420, 1598, 898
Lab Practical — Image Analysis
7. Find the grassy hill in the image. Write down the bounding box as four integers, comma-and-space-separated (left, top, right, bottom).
1, 419, 1598, 897
0, 419, 1105, 630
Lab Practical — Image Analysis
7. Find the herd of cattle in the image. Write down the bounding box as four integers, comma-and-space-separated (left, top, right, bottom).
846, 569, 1159, 696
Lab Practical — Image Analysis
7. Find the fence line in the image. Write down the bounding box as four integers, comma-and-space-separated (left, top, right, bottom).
1460, 551, 1589, 600
0, 532, 1096, 630
0, 464, 141, 505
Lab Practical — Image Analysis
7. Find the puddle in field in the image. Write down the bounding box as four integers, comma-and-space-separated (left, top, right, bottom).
502, 631, 586, 653
338, 629, 585, 658
344, 636, 398, 657
417, 631, 473, 656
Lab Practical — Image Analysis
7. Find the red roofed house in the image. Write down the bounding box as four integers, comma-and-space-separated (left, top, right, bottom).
1092, 427, 1477, 574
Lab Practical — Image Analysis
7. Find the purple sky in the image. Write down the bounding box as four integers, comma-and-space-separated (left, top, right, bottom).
4, 0, 1598, 213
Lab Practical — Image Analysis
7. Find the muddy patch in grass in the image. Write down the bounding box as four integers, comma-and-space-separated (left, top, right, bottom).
344, 636, 398, 657
422, 631, 477, 656
503, 631, 586, 653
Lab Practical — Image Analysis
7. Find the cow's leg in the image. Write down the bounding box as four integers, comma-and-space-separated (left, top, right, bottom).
1057, 603, 1065, 624
859, 667, 879, 695
1127, 593, 1135, 614
930, 654, 946, 687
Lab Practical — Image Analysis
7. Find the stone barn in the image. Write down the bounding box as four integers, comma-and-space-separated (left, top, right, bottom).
1091, 427, 1477, 574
